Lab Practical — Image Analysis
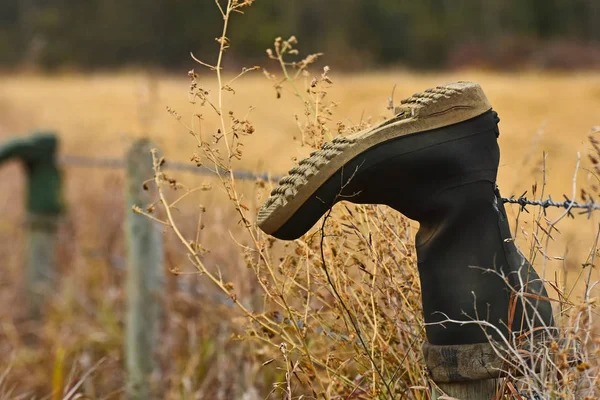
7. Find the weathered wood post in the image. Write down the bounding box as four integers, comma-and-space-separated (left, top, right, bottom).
424, 341, 502, 399
125, 139, 165, 399
0, 132, 62, 319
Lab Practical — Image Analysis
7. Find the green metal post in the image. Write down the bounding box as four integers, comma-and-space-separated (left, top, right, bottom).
0, 132, 62, 319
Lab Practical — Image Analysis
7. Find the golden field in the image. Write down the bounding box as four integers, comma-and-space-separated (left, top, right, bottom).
1, 71, 600, 274
1, 71, 600, 396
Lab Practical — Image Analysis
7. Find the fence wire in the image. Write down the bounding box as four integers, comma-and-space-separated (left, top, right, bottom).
60, 154, 600, 217
60, 154, 274, 181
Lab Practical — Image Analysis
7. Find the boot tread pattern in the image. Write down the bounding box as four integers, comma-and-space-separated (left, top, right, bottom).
258, 136, 357, 217
400, 85, 463, 105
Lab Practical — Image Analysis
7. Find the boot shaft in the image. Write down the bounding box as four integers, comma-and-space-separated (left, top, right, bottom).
414, 179, 553, 344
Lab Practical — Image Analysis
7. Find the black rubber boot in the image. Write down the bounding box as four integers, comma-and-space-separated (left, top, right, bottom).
257, 82, 554, 376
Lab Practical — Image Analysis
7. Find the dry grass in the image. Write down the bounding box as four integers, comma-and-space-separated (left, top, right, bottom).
0, 11, 600, 398
0, 71, 599, 398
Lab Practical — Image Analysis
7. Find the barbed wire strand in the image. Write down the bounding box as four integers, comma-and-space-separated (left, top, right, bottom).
504, 191, 600, 219
60, 154, 273, 181
60, 155, 600, 217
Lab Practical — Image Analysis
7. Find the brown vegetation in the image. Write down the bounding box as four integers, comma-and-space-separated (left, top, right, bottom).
1, 2, 600, 398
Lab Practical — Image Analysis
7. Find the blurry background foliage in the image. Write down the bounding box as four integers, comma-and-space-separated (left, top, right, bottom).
1, 0, 599, 71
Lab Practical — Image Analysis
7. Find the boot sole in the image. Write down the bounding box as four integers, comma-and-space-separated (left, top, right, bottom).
257, 81, 492, 236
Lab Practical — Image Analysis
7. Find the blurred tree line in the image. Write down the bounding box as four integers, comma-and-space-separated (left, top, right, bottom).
1, 0, 599, 70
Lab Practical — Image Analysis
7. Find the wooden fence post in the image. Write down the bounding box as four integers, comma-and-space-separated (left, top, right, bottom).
0, 133, 62, 320
125, 139, 165, 399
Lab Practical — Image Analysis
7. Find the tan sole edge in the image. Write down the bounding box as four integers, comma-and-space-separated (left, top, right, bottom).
257, 81, 492, 235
